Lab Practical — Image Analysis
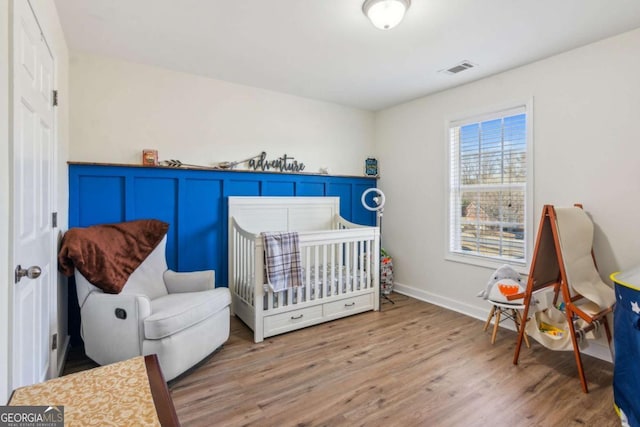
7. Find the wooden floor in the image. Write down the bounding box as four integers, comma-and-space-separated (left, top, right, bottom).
64, 294, 618, 426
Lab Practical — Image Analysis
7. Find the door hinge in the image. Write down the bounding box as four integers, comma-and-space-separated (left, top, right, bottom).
52, 212, 57, 228
52, 90, 58, 107
52, 333, 58, 351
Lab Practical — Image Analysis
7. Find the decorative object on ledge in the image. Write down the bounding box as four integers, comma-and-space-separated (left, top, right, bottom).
158, 152, 300, 172
215, 153, 263, 170
248, 151, 306, 173
159, 159, 214, 169
142, 149, 158, 166
364, 157, 379, 177
159, 153, 263, 170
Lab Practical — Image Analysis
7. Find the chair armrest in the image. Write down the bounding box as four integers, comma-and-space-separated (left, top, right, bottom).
80, 293, 151, 365
163, 270, 215, 293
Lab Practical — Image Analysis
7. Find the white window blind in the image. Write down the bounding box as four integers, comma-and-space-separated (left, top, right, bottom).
449, 106, 528, 263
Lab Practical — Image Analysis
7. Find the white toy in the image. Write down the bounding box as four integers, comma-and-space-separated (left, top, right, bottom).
477, 264, 525, 303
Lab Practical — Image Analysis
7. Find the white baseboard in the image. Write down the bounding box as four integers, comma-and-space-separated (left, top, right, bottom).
392, 282, 613, 363
393, 282, 488, 321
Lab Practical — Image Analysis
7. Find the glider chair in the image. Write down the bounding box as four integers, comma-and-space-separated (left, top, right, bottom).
64, 221, 231, 381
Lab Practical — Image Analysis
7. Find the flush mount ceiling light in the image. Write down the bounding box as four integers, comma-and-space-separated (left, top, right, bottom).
362, 0, 411, 30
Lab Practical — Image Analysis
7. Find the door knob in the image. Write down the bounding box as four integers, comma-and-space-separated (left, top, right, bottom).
15, 265, 42, 283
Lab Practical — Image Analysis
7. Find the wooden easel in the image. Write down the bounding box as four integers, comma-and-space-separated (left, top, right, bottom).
512, 204, 613, 393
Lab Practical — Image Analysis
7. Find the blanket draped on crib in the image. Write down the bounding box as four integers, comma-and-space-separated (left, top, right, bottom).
262, 232, 303, 292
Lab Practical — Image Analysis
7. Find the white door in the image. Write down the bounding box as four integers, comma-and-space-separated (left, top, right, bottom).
12, 0, 56, 389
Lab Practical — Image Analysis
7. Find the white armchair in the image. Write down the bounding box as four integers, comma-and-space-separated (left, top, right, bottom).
74, 235, 230, 381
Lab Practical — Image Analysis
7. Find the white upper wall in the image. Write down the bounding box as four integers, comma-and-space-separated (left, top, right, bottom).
375, 28, 640, 323
69, 52, 375, 176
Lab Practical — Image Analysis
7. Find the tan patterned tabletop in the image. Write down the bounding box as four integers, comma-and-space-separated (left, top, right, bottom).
10, 356, 161, 426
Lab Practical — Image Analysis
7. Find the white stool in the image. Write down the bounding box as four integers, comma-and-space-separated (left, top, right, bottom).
484, 300, 530, 348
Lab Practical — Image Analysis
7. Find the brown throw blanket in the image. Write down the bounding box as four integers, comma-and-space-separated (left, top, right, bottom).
58, 219, 169, 293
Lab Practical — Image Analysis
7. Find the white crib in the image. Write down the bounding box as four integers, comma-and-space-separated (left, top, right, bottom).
228, 197, 380, 343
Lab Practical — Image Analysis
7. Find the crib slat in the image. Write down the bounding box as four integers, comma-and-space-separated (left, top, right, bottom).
364, 240, 372, 289
234, 233, 246, 300
338, 243, 349, 294
236, 232, 240, 300
330, 243, 336, 297
237, 231, 242, 301
296, 270, 302, 305
305, 245, 311, 303
351, 241, 358, 293
313, 245, 319, 301
343, 242, 352, 292
231, 229, 236, 297
268, 261, 274, 310
244, 235, 249, 303
246, 237, 252, 305
240, 234, 246, 303
359, 240, 365, 290
235, 232, 240, 301
248, 238, 252, 303
250, 238, 255, 305
338, 242, 342, 294
249, 238, 253, 304
322, 244, 328, 299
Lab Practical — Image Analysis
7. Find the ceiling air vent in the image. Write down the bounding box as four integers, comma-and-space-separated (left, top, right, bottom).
441, 61, 477, 75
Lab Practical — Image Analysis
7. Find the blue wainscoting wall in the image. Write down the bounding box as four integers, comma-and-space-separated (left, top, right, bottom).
68, 163, 378, 287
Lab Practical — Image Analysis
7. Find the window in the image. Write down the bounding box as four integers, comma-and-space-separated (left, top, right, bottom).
448, 105, 530, 264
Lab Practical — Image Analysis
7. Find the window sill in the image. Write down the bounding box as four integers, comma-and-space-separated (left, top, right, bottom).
445, 252, 529, 276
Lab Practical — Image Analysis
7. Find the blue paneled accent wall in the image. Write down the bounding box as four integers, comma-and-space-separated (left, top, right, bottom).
68, 163, 378, 287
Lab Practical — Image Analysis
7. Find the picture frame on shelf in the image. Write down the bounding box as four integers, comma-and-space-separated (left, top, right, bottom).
364, 157, 378, 177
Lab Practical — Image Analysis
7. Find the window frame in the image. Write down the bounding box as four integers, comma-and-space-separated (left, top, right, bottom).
445, 99, 534, 271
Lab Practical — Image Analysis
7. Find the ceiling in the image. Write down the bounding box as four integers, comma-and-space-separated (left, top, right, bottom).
55, 0, 640, 111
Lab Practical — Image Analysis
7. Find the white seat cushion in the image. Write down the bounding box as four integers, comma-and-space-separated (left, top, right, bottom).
144, 288, 230, 340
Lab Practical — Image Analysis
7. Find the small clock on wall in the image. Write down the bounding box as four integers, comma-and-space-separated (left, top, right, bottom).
364, 157, 379, 177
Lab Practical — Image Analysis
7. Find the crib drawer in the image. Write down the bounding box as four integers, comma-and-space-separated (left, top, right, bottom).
324, 293, 373, 319
264, 305, 324, 337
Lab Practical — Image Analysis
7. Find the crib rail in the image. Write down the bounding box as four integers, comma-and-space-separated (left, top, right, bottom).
260, 228, 378, 311
229, 217, 258, 308
229, 216, 380, 315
